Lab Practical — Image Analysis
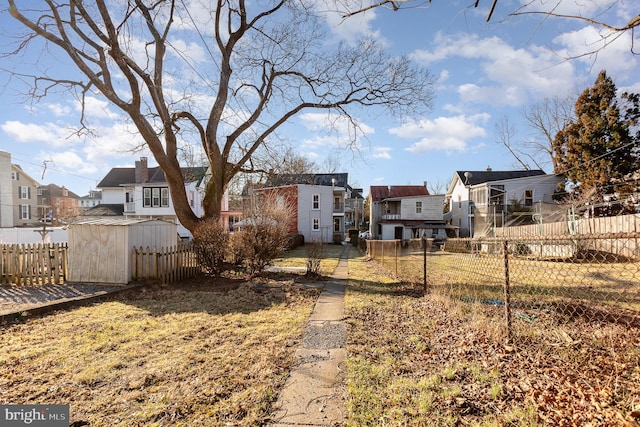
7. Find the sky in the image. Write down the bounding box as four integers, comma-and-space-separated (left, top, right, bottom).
0, 0, 638, 198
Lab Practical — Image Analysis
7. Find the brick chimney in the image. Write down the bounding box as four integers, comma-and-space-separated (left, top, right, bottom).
135, 157, 148, 183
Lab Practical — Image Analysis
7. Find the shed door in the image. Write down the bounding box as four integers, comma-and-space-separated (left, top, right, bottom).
394, 226, 403, 240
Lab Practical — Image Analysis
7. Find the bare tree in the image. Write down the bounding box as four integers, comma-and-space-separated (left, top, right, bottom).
523, 96, 575, 170
6, 0, 434, 233
494, 116, 536, 170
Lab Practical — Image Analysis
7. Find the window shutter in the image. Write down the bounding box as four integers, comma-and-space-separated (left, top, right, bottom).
28, 187, 31, 199
28, 204, 31, 219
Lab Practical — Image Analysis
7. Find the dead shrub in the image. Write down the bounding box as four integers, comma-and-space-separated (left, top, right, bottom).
192, 219, 229, 276
305, 241, 325, 278
234, 191, 293, 275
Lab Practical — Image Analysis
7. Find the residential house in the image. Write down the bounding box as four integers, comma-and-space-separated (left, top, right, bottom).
95, 157, 236, 238
0, 150, 41, 227
259, 173, 352, 243
37, 184, 81, 224
445, 168, 563, 237
78, 190, 102, 211
368, 184, 447, 240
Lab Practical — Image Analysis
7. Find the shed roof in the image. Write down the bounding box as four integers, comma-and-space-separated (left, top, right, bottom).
369, 185, 429, 202
71, 217, 174, 226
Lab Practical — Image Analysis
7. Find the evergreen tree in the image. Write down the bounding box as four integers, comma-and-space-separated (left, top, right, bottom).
552, 71, 639, 196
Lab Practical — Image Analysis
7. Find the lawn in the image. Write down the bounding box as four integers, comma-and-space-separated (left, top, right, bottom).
0, 276, 320, 426
345, 250, 640, 426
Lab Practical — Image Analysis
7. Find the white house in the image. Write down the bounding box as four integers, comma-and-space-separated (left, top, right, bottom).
446, 168, 564, 237
0, 150, 41, 228
95, 157, 215, 238
259, 173, 350, 244
368, 184, 448, 241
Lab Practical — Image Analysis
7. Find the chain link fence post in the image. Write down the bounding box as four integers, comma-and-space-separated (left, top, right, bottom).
503, 239, 512, 345
423, 236, 427, 292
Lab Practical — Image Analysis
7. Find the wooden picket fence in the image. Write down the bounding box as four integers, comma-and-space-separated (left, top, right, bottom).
0, 243, 68, 285
131, 242, 201, 284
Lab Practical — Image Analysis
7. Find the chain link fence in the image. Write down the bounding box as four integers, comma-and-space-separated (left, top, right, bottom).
364, 234, 640, 343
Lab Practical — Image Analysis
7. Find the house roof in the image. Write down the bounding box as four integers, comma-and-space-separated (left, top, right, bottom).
453, 170, 546, 187
39, 183, 81, 199
79, 204, 124, 216
369, 185, 429, 202
266, 173, 348, 188
97, 166, 207, 188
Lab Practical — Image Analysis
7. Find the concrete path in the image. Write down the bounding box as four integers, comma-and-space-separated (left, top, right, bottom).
267, 245, 350, 427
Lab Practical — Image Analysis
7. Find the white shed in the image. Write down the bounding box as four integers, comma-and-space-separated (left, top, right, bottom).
68, 218, 178, 284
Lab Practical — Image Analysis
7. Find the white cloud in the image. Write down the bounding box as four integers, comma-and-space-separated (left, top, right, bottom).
299, 112, 374, 149
517, 0, 619, 18
77, 96, 119, 120
1, 121, 72, 146
316, 0, 383, 44
47, 103, 72, 117
44, 151, 98, 176
168, 38, 207, 64
410, 33, 576, 106
552, 26, 638, 75
82, 122, 147, 164
390, 114, 490, 154
371, 146, 391, 159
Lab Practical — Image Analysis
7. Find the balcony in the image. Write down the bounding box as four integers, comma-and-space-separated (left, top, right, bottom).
382, 214, 401, 220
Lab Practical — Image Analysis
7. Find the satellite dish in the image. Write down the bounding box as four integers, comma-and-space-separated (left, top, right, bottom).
463, 171, 472, 185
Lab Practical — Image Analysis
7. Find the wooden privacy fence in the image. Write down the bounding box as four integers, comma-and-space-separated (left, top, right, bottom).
131, 242, 201, 284
0, 243, 68, 285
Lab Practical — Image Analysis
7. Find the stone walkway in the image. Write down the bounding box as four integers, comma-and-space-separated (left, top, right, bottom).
267, 245, 349, 427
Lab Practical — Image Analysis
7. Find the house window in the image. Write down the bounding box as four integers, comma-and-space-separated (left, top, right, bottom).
334, 217, 340, 232
143, 187, 170, 207
189, 191, 194, 207
37, 188, 42, 196
312, 218, 319, 230
416, 201, 422, 214
20, 205, 30, 220
277, 194, 285, 209
312, 194, 320, 210
11, 171, 19, 180
161, 188, 169, 207
19, 186, 30, 199
524, 189, 534, 207
458, 195, 462, 209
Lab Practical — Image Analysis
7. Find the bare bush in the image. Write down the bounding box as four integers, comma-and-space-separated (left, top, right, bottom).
192, 220, 229, 276
306, 241, 325, 278
233, 192, 293, 275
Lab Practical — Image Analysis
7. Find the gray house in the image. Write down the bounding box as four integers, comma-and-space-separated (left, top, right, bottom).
446, 168, 563, 237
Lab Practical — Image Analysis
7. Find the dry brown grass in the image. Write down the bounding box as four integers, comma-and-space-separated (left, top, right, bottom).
345, 251, 640, 426
0, 275, 320, 426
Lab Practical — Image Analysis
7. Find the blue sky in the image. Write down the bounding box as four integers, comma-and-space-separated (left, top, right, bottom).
0, 0, 638, 197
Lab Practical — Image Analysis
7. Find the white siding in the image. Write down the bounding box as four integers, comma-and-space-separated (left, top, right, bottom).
297, 184, 334, 243
68, 218, 177, 284
400, 195, 445, 220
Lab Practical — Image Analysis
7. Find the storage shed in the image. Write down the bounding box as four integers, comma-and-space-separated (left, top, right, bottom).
68, 218, 178, 284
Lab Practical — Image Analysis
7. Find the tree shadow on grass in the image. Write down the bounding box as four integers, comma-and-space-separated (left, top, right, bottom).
116, 271, 323, 317
347, 278, 425, 298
